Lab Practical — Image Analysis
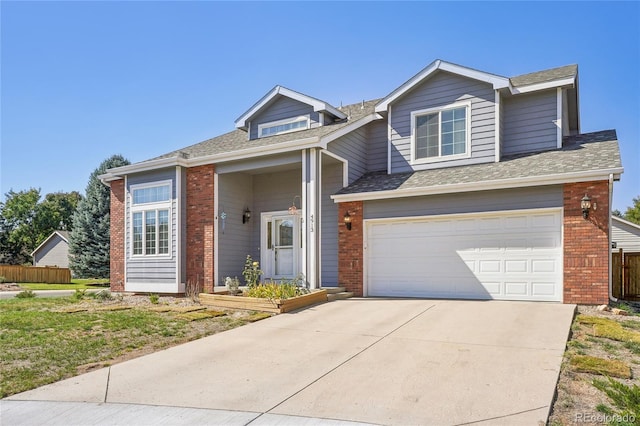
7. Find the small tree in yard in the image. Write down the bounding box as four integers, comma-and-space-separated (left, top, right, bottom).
69, 155, 130, 278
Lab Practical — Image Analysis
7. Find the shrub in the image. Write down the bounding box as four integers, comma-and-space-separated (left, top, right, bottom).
93, 289, 113, 301
225, 276, 241, 295
593, 377, 640, 423
15, 289, 35, 299
149, 293, 159, 304
244, 279, 307, 300
72, 289, 86, 300
0, 276, 6, 284
242, 255, 262, 288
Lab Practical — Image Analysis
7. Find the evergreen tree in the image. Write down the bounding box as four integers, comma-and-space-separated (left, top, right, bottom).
69, 155, 130, 278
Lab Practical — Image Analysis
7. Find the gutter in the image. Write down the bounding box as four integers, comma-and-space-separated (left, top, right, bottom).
608, 173, 618, 303
331, 168, 624, 203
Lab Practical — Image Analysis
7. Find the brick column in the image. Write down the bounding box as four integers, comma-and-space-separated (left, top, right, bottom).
186, 164, 215, 293
110, 179, 125, 292
338, 201, 364, 296
563, 181, 610, 305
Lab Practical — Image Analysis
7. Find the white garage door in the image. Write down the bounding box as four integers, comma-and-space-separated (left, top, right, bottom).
365, 209, 562, 301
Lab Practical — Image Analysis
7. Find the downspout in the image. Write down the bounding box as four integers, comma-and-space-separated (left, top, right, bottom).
608, 173, 618, 303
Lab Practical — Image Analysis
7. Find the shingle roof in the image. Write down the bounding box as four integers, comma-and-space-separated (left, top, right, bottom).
154, 99, 380, 161
336, 130, 621, 195
510, 64, 577, 87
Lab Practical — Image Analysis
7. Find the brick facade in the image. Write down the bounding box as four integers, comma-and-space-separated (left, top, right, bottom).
338, 201, 364, 296
563, 180, 610, 305
110, 179, 125, 292
186, 165, 216, 293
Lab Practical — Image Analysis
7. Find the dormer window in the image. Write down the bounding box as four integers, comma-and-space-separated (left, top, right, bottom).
258, 116, 309, 138
411, 101, 471, 163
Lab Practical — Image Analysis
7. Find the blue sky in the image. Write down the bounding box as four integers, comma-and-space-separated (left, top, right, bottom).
1, 1, 638, 211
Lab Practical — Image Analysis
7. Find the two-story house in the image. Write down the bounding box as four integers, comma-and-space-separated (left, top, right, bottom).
100, 59, 623, 304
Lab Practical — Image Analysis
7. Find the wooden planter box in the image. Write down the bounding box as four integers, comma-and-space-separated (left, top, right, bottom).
199, 289, 328, 314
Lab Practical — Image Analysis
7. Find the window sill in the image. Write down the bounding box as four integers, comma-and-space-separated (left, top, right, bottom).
411, 153, 470, 166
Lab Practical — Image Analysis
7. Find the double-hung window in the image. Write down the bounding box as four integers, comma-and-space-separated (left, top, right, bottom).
131, 182, 171, 257
411, 101, 471, 162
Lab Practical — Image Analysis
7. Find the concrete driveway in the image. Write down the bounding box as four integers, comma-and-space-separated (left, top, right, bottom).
3, 299, 575, 425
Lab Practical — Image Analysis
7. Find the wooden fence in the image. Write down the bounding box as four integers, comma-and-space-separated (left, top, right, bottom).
612, 250, 640, 300
0, 265, 71, 284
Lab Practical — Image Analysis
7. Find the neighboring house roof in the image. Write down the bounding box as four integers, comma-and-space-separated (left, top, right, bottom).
234, 85, 347, 130
613, 216, 640, 232
332, 130, 622, 201
30, 230, 70, 257
101, 99, 382, 180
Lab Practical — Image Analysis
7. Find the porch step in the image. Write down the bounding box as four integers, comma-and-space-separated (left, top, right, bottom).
322, 287, 346, 294
327, 291, 354, 302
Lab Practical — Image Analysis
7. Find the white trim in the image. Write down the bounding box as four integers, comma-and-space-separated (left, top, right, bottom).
410, 100, 472, 165
363, 207, 563, 299
301, 150, 307, 279
319, 112, 383, 147
494, 90, 501, 163
309, 148, 318, 289
509, 77, 575, 95
129, 180, 173, 259
30, 231, 70, 257
318, 153, 322, 287
124, 175, 128, 286
320, 150, 349, 188
609, 174, 616, 302
235, 85, 346, 129
213, 171, 219, 287
556, 88, 563, 149
375, 60, 509, 113
331, 168, 624, 203
99, 157, 188, 182
176, 167, 183, 292
257, 115, 310, 139
387, 104, 392, 174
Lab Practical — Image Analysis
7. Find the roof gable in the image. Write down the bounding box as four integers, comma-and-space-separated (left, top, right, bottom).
235, 86, 346, 130
375, 59, 510, 113
612, 216, 640, 234
31, 230, 69, 257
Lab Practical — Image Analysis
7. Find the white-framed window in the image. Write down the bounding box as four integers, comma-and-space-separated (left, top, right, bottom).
130, 181, 172, 257
257, 115, 309, 138
411, 101, 471, 163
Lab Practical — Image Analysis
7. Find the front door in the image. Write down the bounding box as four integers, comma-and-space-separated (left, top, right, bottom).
261, 212, 301, 279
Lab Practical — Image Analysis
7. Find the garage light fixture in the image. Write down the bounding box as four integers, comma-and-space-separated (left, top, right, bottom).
343, 211, 353, 231
581, 194, 592, 219
242, 208, 251, 224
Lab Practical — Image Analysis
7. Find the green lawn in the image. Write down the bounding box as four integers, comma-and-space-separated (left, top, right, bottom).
0, 296, 262, 398
18, 279, 109, 291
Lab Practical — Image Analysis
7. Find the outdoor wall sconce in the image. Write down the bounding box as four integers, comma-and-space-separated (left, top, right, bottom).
343, 211, 353, 230
288, 195, 301, 215
242, 208, 251, 224
581, 194, 592, 219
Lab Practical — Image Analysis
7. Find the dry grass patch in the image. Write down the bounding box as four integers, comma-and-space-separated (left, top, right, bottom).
95, 305, 133, 312
570, 355, 632, 379
577, 314, 640, 344
245, 312, 273, 322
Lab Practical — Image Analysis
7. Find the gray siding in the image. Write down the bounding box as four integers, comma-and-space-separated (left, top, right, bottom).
390, 71, 496, 173
252, 169, 302, 263
612, 219, 640, 252
367, 120, 388, 172
217, 173, 254, 282
364, 186, 562, 220
320, 162, 343, 287
249, 96, 320, 140
33, 235, 69, 268
502, 90, 557, 155
126, 168, 177, 284
327, 127, 367, 184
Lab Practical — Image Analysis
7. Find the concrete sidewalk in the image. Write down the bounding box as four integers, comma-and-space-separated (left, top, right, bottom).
2, 299, 575, 425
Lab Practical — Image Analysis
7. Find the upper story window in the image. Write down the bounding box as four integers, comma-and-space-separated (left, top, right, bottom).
131, 182, 171, 257
411, 101, 471, 163
258, 116, 309, 138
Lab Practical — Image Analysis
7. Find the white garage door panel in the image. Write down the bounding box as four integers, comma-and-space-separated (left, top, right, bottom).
366, 210, 562, 302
